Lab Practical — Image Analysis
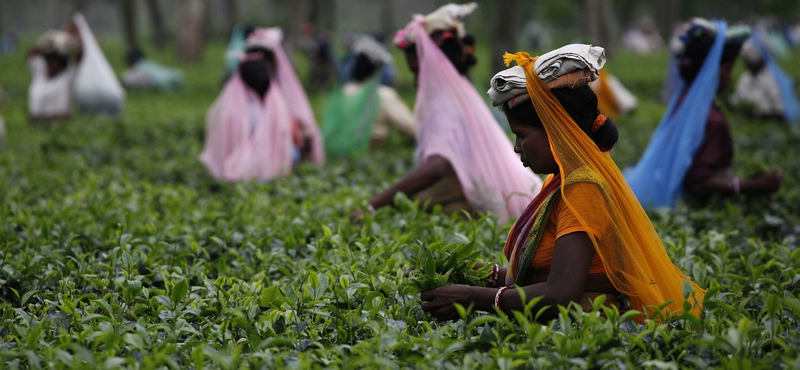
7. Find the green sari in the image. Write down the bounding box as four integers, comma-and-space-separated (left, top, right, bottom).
321, 79, 380, 159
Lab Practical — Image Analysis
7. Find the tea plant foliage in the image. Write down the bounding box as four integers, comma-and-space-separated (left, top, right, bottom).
1, 40, 799, 369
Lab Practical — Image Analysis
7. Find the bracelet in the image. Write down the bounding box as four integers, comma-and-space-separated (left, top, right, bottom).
487, 264, 499, 287
364, 201, 376, 214
495, 286, 511, 310
731, 176, 741, 195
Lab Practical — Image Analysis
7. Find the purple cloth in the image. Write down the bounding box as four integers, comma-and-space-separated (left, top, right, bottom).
683, 103, 733, 188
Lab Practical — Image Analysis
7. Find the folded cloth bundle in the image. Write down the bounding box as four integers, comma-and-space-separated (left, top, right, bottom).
488, 44, 606, 109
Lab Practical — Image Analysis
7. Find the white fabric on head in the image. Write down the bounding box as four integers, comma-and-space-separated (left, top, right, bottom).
245, 27, 283, 51
672, 18, 751, 57
35, 30, 79, 56
740, 39, 763, 65
351, 35, 393, 65
424, 2, 478, 37
487, 44, 606, 108
486, 66, 529, 108
533, 44, 606, 84
393, 2, 477, 47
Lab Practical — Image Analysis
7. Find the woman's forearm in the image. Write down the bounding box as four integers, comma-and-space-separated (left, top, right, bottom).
689, 172, 782, 196
423, 233, 599, 321
687, 174, 737, 196
492, 233, 595, 317
469, 283, 558, 318
370, 155, 451, 209
470, 287, 502, 312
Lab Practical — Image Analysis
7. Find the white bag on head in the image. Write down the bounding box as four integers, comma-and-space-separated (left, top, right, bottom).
72, 13, 125, 115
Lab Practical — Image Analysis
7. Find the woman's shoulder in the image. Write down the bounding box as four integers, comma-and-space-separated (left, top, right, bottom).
561, 168, 609, 207
564, 167, 603, 187
554, 168, 610, 237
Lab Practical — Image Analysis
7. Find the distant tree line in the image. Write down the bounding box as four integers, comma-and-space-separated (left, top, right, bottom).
17, 0, 796, 64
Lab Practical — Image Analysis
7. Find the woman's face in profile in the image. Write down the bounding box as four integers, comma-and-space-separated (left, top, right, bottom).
507, 115, 559, 175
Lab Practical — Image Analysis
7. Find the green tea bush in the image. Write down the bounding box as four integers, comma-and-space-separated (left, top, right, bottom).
1, 38, 799, 369
406, 240, 492, 293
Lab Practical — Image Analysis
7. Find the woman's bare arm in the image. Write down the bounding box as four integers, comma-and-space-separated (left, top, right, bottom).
369, 154, 453, 209
687, 171, 782, 196
421, 232, 597, 321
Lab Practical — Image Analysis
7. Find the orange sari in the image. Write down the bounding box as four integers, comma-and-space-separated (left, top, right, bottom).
502, 51, 706, 322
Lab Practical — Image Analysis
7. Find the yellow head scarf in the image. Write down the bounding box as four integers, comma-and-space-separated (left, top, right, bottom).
503, 51, 705, 320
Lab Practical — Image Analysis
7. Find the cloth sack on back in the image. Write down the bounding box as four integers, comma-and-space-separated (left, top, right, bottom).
72, 13, 125, 115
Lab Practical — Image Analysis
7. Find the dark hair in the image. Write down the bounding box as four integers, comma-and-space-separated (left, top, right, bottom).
243, 46, 276, 68
125, 47, 144, 66
462, 34, 477, 71
43, 52, 69, 70
677, 27, 746, 83
239, 48, 273, 98
502, 85, 619, 150
242, 25, 257, 40
404, 29, 478, 76
351, 54, 378, 82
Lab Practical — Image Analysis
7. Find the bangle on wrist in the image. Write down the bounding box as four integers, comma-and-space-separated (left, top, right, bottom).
732, 176, 741, 195
487, 264, 499, 287
495, 286, 511, 310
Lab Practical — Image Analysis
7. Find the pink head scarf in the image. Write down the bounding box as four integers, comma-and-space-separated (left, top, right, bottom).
246, 28, 324, 164
199, 74, 295, 182
401, 16, 543, 221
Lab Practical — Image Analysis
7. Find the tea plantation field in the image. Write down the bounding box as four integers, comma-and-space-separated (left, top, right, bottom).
1, 40, 800, 369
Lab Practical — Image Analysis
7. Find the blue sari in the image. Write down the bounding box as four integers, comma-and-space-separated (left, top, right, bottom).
624, 20, 729, 208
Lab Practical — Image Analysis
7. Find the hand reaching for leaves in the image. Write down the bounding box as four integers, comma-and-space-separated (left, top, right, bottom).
420, 284, 475, 321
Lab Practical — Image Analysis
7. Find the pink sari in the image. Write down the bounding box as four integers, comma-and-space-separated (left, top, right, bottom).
200, 28, 324, 182
252, 28, 324, 165
199, 74, 294, 182
405, 16, 542, 222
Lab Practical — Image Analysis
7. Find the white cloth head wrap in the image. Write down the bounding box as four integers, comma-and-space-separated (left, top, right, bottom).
487, 44, 606, 108
35, 29, 79, 57
245, 28, 283, 51
424, 2, 477, 37
351, 35, 393, 65
740, 39, 763, 65
670, 18, 751, 56
393, 2, 477, 48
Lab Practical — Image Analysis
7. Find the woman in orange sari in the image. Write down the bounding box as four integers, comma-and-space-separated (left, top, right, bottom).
419, 44, 706, 322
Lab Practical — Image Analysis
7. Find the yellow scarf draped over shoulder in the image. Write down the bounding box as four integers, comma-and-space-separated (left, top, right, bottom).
504, 52, 705, 321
